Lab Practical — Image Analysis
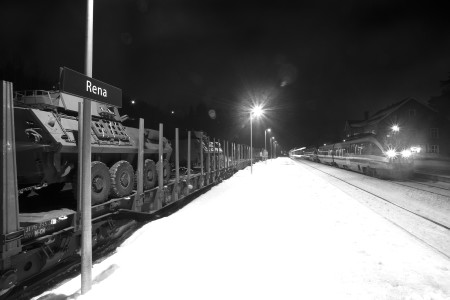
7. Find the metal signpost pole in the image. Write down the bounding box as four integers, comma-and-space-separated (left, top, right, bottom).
81, 0, 93, 294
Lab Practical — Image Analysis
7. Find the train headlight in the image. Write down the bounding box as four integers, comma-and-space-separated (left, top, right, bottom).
386, 149, 397, 158
410, 146, 421, 153
401, 149, 412, 158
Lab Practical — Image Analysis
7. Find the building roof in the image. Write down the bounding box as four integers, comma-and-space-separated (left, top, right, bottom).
346, 97, 436, 129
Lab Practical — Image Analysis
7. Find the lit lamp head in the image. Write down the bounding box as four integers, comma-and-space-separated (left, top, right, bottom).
251, 105, 264, 119
391, 124, 400, 132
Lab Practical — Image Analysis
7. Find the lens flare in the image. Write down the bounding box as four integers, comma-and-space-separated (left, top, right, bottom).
386, 148, 397, 158
401, 149, 412, 158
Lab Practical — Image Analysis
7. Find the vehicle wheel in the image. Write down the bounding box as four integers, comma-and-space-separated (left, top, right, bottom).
35, 182, 66, 197
110, 160, 135, 198
143, 159, 157, 190
91, 161, 111, 204
156, 159, 171, 185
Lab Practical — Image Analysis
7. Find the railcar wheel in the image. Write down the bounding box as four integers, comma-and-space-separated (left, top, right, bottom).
91, 161, 111, 204
156, 159, 171, 185
110, 160, 135, 198
143, 159, 157, 190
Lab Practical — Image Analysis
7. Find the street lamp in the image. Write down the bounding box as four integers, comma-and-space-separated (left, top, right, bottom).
274, 141, 278, 158
250, 105, 263, 173
265, 128, 271, 162
270, 137, 275, 159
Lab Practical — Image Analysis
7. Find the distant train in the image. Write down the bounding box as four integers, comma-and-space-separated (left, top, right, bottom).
290, 134, 414, 179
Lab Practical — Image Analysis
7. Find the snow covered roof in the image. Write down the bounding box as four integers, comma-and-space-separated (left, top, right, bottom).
347, 98, 437, 128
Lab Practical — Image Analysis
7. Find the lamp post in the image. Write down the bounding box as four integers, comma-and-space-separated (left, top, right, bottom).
250, 106, 263, 174
273, 141, 277, 158
270, 137, 275, 159
264, 128, 271, 162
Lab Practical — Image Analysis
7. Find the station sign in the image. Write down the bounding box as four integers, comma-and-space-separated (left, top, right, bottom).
59, 67, 122, 107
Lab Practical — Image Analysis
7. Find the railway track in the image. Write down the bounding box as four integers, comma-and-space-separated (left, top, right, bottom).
389, 179, 450, 198
292, 158, 450, 259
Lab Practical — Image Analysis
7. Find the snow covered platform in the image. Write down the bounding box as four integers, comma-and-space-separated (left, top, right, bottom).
35, 158, 450, 300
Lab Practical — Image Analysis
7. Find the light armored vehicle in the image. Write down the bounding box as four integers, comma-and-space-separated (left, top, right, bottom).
14, 90, 172, 203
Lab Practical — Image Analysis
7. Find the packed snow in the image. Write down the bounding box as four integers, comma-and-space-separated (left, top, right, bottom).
34, 158, 450, 300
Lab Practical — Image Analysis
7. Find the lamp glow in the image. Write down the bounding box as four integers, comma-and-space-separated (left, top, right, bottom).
251, 105, 263, 118
386, 148, 397, 158
401, 149, 412, 158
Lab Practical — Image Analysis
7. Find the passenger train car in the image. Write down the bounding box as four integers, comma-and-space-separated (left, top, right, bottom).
291, 134, 414, 179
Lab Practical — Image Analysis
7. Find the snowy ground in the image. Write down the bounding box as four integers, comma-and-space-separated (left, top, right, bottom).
35, 158, 450, 300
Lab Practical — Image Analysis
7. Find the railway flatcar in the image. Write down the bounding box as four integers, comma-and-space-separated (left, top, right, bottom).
316, 134, 413, 178
0, 82, 254, 298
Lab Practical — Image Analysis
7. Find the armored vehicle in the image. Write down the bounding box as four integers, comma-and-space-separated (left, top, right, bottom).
14, 90, 172, 204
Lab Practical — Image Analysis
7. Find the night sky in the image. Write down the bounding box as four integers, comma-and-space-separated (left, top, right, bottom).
1, 0, 450, 150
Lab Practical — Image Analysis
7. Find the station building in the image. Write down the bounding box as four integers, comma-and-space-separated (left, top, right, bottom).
344, 98, 450, 158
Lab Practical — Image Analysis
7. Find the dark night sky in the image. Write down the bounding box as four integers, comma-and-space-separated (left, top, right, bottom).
1, 0, 450, 150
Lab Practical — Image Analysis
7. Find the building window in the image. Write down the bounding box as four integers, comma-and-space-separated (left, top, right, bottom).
428, 145, 439, 153
430, 128, 439, 138
409, 109, 416, 117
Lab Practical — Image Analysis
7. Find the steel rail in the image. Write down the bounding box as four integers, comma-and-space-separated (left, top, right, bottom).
292, 158, 450, 259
